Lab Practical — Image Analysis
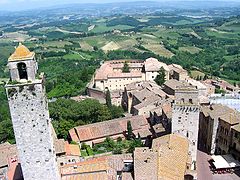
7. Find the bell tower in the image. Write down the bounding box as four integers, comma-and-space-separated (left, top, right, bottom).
5, 44, 60, 180
8, 43, 38, 82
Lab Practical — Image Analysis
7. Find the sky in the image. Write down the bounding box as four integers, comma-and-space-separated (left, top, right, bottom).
0, 0, 239, 11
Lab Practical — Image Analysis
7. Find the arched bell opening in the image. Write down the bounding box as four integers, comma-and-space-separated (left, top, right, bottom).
17, 62, 28, 80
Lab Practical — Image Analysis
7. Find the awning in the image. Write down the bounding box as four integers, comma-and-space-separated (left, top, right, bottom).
211, 154, 240, 169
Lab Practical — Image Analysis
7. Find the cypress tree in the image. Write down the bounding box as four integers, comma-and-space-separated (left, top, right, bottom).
127, 121, 133, 140
155, 67, 166, 86
106, 89, 112, 108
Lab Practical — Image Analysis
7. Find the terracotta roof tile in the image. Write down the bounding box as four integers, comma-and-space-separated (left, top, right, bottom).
144, 57, 169, 72
95, 60, 144, 80
164, 79, 187, 90
219, 111, 240, 125
8, 43, 35, 61
54, 139, 66, 155
0, 142, 17, 168
134, 147, 158, 180
152, 134, 189, 180
65, 142, 81, 156
69, 115, 149, 142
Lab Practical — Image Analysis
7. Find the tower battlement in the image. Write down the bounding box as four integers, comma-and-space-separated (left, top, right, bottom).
173, 105, 199, 112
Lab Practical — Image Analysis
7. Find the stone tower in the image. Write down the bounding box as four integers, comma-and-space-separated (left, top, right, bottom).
172, 85, 200, 170
5, 44, 60, 180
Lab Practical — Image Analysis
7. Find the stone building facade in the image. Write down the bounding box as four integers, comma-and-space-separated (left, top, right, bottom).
168, 64, 189, 81
5, 44, 60, 180
172, 86, 200, 170
230, 124, 240, 161
93, 58, 170, 92
215, 112, 240, 155
198, 104, 240, 156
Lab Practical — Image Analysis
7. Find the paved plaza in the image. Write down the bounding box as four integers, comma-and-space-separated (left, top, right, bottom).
197, 150, 240, 180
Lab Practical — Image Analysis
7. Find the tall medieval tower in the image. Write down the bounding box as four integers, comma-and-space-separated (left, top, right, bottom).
172, 86, 200, 170
5, 44, 60, 180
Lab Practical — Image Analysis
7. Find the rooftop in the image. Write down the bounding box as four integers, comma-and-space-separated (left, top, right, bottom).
94, 58, 169, 80
134, 134, 189, 180
54, 139, 65, 156
134, 147, 158, 180
168, 64, 187, 74
65, 143, 81, 157
202, 104, 240, 125
125, 81, 161, 92
144, 57, 169, 72
219, 111, 240, 125
61, 156, 108, 179
95, 59, 144, 80
0, 142, 17, 168
232, 124, 240, 133
164, 79, 187, 90
69, 115, 149, 142
152, 134, 189, 180
61, 154, 133, 180
8, 43, 35, 62
187, 78, 207, 89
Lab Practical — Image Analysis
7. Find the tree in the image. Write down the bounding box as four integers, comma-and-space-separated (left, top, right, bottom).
52, 119, 74, 139
93, 46, 98, 51
113, 144, 123, 154
155, 67, 166, 86
127, 121, 133, 140
117, 137, 123, 142
127, 138, 143, 153
104, 137, 116, 151
49, 98, 113, 139
122, 61, 130, 73
105, 89, 112, 108
110, 105, 124, 119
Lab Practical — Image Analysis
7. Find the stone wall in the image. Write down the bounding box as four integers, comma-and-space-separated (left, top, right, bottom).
87, 87, 106, 104
215, 120, 232, 154
95, 76, 144, 91
172, 88, 199, 170
6, 81, 60, 180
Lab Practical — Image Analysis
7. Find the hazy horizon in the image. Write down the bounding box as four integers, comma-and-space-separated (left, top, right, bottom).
0, 0, 240, 11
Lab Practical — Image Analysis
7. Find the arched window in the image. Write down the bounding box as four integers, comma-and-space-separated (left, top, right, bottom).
17, 62, 28, 80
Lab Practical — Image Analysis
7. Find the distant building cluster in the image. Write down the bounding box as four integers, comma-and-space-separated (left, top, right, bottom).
1, 44, 240, 180
93, 58, 170, 92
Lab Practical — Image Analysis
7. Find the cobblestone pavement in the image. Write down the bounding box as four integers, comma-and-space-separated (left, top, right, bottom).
197, 150, 240, 180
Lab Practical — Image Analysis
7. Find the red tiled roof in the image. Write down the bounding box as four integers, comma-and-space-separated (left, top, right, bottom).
69, 115, 149, 142
95, 60, 144, 80
144, 57, 169, 72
